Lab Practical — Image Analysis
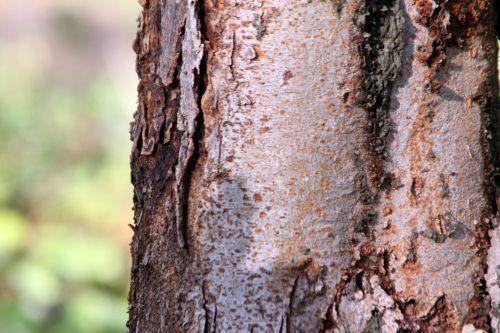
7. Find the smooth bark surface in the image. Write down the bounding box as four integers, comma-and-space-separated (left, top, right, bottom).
128, 0, 499, 332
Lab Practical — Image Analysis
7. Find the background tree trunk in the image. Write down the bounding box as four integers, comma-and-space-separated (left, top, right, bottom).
128, 0, 499, 332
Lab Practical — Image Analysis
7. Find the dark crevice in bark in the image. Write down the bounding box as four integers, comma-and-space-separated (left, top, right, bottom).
175, 0, 208, 249
320, 304, 335, 333
475, 4, 500, 330
466, 4, 497, 330
283, 259, 328, 332
473, 76, 497, 332
483, 16, 500, 217
190, 0, 209, 243
356, 0, 404, 157
173, 18, 189, 249
396, 299, 420, 333
202, 284, 216, 333
496, 0, 500, 42
361, 309, 382, 333
203, 307, 211, 333
329, 0, 345, 16
213, 305, 218, 333
176, 76, 204, 250
351, 0, 404, 238
417, 295, 455, 332
278, 315, 284, 333
163, 42, 183, 146
389, 295, 459, 332
286, 276, 299, 333
332, 245, 391, 326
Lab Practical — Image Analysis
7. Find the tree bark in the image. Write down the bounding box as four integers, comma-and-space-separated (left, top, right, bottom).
128, 0, 499, 332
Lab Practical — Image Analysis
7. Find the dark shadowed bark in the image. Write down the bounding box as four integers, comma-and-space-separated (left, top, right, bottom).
128, 0, 499, 332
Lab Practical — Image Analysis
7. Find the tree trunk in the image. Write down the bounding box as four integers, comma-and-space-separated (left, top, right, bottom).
128, 0, 499, 332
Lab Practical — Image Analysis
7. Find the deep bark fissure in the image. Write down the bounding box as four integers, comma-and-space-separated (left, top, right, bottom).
286, 276, 299, 333
173, 0, 206, 248
179, 0, 209, 251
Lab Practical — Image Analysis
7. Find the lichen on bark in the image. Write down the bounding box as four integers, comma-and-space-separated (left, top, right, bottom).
355, 0, 404, 155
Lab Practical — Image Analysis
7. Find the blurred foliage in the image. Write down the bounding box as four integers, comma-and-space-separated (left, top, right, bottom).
0, 1, 138, 332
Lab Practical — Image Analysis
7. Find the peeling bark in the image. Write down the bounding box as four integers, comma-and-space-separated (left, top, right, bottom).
128, 0, 498, 332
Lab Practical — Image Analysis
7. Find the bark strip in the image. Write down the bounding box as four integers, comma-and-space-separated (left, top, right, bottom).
174, 0, 204, 248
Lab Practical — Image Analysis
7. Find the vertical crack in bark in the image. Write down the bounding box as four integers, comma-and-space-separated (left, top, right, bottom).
174, 0, 206, 248
202, 283, 217, 333
213, 305, 218, 333
343, 0, 405, 290
278, 315, 285, 333
320, 304, 335, 333
286, 276, 299, 333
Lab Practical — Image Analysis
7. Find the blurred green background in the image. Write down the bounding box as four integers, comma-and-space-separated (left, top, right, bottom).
0, 1, 139, 332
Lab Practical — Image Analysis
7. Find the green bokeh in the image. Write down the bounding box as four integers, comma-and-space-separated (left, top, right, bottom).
0, 1, 137, 332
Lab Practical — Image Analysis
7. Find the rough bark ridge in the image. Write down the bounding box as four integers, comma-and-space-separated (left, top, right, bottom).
128, 0, 499, 332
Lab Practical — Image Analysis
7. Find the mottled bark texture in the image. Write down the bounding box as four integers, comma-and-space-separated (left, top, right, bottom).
128, 0, 499, 332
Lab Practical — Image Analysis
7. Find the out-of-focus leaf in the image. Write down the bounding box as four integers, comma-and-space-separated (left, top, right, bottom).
8, 260, 61, 317
55, 289, 127, 333
0, 209, 27, 263
0, 302, 36, 333
34, 224, 126, 285
0, 1, 137, 332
